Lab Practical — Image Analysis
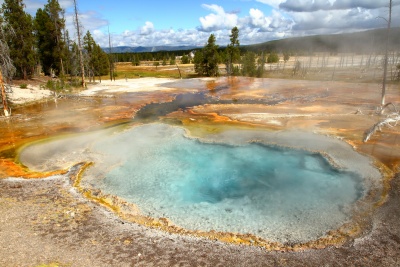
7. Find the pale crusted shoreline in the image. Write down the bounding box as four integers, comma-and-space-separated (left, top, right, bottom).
17, 122, 385, 250
7, 84, 53, 105
1, 170, 399, 266
1, 77, 399, 266
80, 78, 179, 96
7, 77, 179, 106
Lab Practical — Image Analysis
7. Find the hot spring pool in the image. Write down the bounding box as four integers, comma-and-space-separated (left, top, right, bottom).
77, 123, 371, 243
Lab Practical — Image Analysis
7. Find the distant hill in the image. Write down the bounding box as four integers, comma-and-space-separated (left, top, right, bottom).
244, 27, 400, 54
104, 45, 200, 53
105, 27, 400, 54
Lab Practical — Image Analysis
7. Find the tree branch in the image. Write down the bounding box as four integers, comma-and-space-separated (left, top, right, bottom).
364, 111, 400, 142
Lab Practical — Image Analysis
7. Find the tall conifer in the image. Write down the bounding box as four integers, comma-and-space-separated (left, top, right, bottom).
2, 0, 35, 79
226, 26, 240, 76
34, 0, 65, 76
194, 34, 220, 77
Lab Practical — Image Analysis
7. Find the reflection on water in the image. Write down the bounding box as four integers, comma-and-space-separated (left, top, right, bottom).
82, 123, 364, 243
133, 91, 279, 123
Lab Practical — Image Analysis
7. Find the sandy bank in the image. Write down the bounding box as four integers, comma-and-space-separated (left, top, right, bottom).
7, 84, 53, 105
81, 78, 178, 96
6, 77, 180, 106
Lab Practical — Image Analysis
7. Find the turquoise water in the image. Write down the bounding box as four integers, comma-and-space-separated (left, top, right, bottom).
84, 123, 363, 243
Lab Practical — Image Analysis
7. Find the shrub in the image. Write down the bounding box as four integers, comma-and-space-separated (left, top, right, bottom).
181, 55, 190, 64
19, 83, 28, 89
267, 52, 279, 63
283, 52, 290, 62
45, 80, 68, 92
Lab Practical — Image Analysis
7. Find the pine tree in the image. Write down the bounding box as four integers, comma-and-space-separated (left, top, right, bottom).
34, 0, 65, 76
241, 52, 256, 77
63, 29, 72, 76
46, 0, 65, 76
34, 8, 52, 76
194, 34, 220, 77
83, 31, 109, 79
1, 0, 36, 79
132, 55, 140, 66
257, 52, 266, 78
226, 26, 240, 76
94, 44, 109, 76
267, 52, 279, 63
193, 51, 204, 75
69, 42, 80, 78
83, 30, 94, 79
204, 34, 220, 76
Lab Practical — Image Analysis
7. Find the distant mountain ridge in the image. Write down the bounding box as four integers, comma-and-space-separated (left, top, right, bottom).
244, 27, 400, 53
104, 27, 400, 54
104, 45, 201, 53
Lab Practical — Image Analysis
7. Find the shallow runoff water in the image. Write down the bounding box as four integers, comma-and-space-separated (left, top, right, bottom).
81, 123, 364, 243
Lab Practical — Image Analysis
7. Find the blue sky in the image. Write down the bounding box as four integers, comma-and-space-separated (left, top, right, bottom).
3, 0, 400, 47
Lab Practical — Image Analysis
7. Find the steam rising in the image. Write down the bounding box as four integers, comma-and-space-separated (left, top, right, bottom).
19, 123, 381, 243
82, 124, 379, 243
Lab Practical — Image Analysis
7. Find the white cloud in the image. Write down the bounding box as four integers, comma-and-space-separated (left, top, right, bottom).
332, 0, 395, 10
280, 0, 333, 12
199, 4, 238, 32
262, 0, 399, 37
93, 29, 106, 40
255, 0, 284, 8
2, 0, 398, 48
20, 0, 74, 13
249, 8, 271, 28
288, 5, 395, 34
63, 10, 108, 44
101, 27, 212, 48
140, 21, 154, 35
279, 0, 398, 12
248, 8, 293, 32
58, 0, 73, 9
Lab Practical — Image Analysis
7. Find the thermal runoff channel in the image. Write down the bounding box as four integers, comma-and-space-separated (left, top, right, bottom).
82, 123, 364, 243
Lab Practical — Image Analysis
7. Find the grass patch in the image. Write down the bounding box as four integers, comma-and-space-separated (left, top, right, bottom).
113, 63, 196, 79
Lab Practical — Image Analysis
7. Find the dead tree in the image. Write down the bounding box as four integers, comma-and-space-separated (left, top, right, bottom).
0, 23, 15, 117
0, 70, 10, 116
108, 26, 114, 81
364, 0, 397, 143
73, 0, 86, 88
380, 0, 392, 107
363, 105, 399, 142
176, 64, 182, 79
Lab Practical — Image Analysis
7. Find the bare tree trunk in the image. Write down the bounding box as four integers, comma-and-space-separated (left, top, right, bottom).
364, 111, 399, 142
22, 67, 27, 80
108, 26, 114, 81
176, 64, 182, 79
381, 0, 392, 106
73, 0, 86, 88
331, 61, 336, 81
0, 69, 10, 117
